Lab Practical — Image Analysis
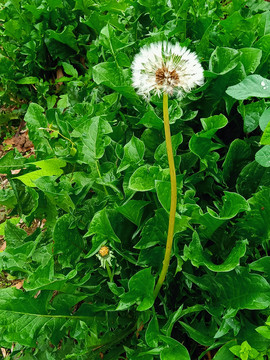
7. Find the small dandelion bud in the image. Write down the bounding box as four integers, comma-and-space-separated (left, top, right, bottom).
98, 246, 110, 257
131, 41, 204, 99
96, 246, 115, 269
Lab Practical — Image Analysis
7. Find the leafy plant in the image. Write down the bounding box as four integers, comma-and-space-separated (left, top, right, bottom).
0, 0, 270, 359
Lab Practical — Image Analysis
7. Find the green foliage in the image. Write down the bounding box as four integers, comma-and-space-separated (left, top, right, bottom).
0, 0, 270, 359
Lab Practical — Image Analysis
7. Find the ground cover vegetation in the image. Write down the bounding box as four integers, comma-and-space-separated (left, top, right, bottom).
0, 0, 270, 359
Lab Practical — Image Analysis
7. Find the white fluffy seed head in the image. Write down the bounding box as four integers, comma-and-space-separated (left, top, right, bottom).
131, 41, 204, 99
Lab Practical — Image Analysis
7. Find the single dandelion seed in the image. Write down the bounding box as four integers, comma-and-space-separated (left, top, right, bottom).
131, 41, 204, 299
131, 41, 204, 99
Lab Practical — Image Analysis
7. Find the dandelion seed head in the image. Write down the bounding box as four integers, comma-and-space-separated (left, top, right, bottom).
131, 42, 204, 99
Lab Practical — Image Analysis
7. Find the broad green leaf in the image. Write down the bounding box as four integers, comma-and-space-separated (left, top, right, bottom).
0, 288, 91, 347
129, 165, 160, 191
145, 314, 160, 347
4, 220, 27, 248
189, 115, 227, 158
16, 76, 39, 84
155, 179, 185, 213
45, 25, 79, 57
259, 107, 270, 131
135, 209, 168, 249
254, 34, 270, 63
92, 62, 138, 101
0, 149, 26, 173
238, 100, 265, 133
135, 208, 190, 249
226, 75, 270, 100
159, 336, 190, 360
212, 340, 236, 360
185, 271, 270, 312
200, 114, 228, 134
73, 116, 112, 164
237, 188, 270, 244
223, 139, 251, 187
34, 176, 75, 212
15, 158, 66, 187
61, 62, 78, 77
23, 257, 54, 291
99, 24, 134, 53
0, 225, 39, 273
24, 103, 53, 156
209, 47, 240, 75
0, 217, 20, 236
116, 200, 149, 226
236, 161, 270, 198
249, 257, 270, 275
84, 208, 120, 245
255, 145, 270, 167
261, 120, 270, 145
117, 268, 155, 311
118, 136, 145, 172
53, 214, 84, 267
57, 94, 70, 109
256, 326, 270, 339
184, 232, 247, 272
230, 341, 259, 360
138, 109, 163, 130
239, 48, 262, 74
154, 133, 183, 165
207, 191, 249, 219
196, 192, 249, 238
155, 181, 171, 212
10, 180, 39, 218
0, 188, 17, 208
179, 321, 214, 347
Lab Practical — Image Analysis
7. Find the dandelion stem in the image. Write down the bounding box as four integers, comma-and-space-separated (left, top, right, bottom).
153, 93, 177, 299
105, 261, 113, 282
95, 161, 109, 196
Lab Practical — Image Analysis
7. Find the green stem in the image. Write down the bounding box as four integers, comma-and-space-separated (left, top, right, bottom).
105, 261, 113, 282
39, 127, 76, 149
95, 161, 109, 196
153, 93, 177, 299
